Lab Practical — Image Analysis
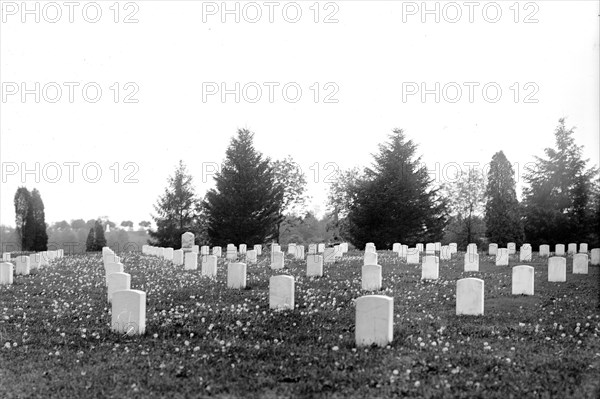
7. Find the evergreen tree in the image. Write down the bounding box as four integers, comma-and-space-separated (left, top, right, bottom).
484, 151, 524, 246
30, 189, 48, 251
522, 119, 599, 246
94, 219, 107, 250
86, 228, 96, 252
204, 129, 283, 246
345, 129, 448, 249
14, 187, 35, 251
149, 161, 204, 248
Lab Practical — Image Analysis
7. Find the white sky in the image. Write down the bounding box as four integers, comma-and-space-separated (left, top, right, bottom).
1, 0, 598, 227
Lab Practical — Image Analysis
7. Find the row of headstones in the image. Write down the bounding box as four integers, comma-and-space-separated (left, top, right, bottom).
0, 250, 65, 285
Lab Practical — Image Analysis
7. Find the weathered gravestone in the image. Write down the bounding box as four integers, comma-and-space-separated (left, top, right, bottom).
512, 265, 534, 295
181, 232, 194, 253
323, 248, 336, 264
591, 248, 600, 266
421, 256, 439, 280
295, 245, 305, 260
495, 248, 509, 266
572, 254, 588, 274
488, 243, 498, 255
365, 243, 376, 253
201, 255, 218, 277
507, 242, 516, 255
253, 244, 262, 256
15, 256, 30, 276
173, 249, 184, 266
239, 244, 247, 254
567, 243, 577, 254
227, 263, 246, 289
107, 272, 131, 303
200, 246, 210, 255
269, 275, 295, 310
212, 247, 222, 257
271, 251, 284, 269
467, 243, 477, 255
306, 255, 323, 277
579, 243, 588, 253
456, 278, 484, 316
308, 244, 317, 254
440, 245, 452, 260
287, 244, 297, 255
362, 264, 382, 291
555, 244, 565, 256
226, 248, 237, 261
0, 262, 13, 285
184, 252, 198, 270
406, 249, 420, 265
464, 253, 479, 272
539, 245, 550, 257
519, 245, 532, 262
246, 250, 257, 264
111, 290, 146, 335
548, 257, 566, 282
364, 252, 378, 266
355, 295, 393, 347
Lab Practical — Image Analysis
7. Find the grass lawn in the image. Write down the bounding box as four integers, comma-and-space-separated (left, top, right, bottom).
1, 250, 599, 398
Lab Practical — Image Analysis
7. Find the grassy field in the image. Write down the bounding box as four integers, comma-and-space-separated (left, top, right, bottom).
1, 250, 599, 398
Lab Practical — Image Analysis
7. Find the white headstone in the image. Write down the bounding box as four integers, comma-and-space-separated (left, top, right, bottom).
163, 248, 174, 261
191, 245, 199, 254
107, 272, 131, 303
295, 245, 305, 260
201, 255, 218, 277
2, 253, 11, 262
495, 248, 509, 266
271, 244, 280, 253
392, 243, 401, 253
464, 253, 479, 272
253, 244, 262, 256
226, 248, 237, 261
212, 247, 222, 257
548, 257, 566, 282
406, 249, 420, 264
16, 256, 31, 275
287, 243, 297, 255
361, 264, 382, 291
239, 244, 247, 254
488, 243, 498, 255
449, 243, 458, 254
519, 245, 532, 262
173, 249, 184, 265
271, 251, 285, 269
364, 252, 378, 265
456, 278, 484, 316
0, 262, 14, 285
105, 263, 124, 282
512, 265, 534, 295
246, 250, 257, 264
333, 245, 342, 259
440, 245, 452, 260
591, 248, 600, 266
572, 254, 588, 274
579, 243, 588, 253
567, 243, 577, 254
416, 243, 424, 253
29, 253, 41, 270
365, 243, 376, 253
425, 243, 435, 254
111, 289, 146, 335
306, 255, 323, 277
323, 248, 336, 263
308, 244, 317, 254
421, 256, 439, 280
466, 243, 477, 254
317, 243, 325, 253
269, 275, 295, 310
507, 242, 516, 254
181, 232, 194, 252
340, 243, 349, 253
355, 295, 393, 347
434, 242, 441, 252
200, 246, 210, 255
227, 262, 246, 289
555, 244, 565, 256
539, 245, 550, 257
398, 245, 408, 260
184, 252, 198, 270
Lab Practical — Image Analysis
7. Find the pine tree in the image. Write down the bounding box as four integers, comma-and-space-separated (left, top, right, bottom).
345, 129, 448, 249
149, 160, 204, 248
484, 151, 524, 246
30, 189, 48, 251
204, 129, 283, 246
522, 119, 599, 247
14, 187, 35, 251
86, 228, 96, 252
94, 220, 107, 250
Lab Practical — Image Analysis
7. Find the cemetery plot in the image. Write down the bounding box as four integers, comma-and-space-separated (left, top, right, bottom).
0, 249, 598, 398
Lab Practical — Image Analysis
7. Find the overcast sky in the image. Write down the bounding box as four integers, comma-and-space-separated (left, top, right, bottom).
1, 0, 598, 228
